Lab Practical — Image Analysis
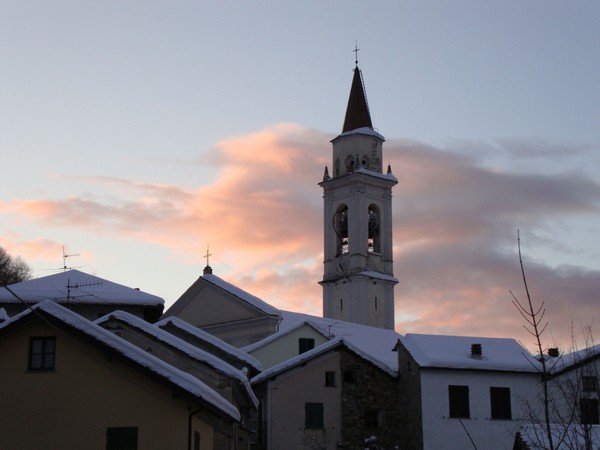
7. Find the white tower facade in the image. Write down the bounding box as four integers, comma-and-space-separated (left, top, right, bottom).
320, 65, 398, 330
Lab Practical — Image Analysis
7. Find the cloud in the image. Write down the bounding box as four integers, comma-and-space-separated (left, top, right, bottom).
1, 125, 599, 350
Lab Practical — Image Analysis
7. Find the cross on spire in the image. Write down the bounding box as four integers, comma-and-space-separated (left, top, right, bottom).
353, 42, 360, 66
203, 245, 212, 267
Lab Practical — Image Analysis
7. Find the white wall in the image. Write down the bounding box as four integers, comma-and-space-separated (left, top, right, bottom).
420, 369, 540, 450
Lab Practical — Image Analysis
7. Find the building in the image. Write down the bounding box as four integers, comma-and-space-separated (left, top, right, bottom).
0, 301, 239, 450
395, 333, 542, 450
0, 269, 164, 322
319, 63, 398, 330
95, 310, 259, 448
162, 266, 282, 347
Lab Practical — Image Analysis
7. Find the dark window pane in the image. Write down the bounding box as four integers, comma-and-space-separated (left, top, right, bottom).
299, 338, 315, 354
29, 337, 56, 371
305, 403, 324, 429
325, 371, 336, 387
580, 398, 599, 425
490, 387, 512, 420
582, 376, 597, 392
448, 385, 470, 418
106, 427, 138, 450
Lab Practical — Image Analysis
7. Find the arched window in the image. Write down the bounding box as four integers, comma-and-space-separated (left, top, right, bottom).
334, 158, 341, 177
368, 204, 381, 253
333, 204, 349, 255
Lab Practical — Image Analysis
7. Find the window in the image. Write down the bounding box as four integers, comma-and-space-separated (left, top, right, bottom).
448, 385, 470, 418
106, 427, 138, 450
28, 337, 56, 371
325, 371, 336, 387
365, 409, 382, 429
298, 338, 315, 354
490, 387, 512, 420
305, 403, 324, 429
333, 205, 349, 255
582, 376, 598, 392
343, 370, 356, 384
367, 205, 380, 253
580, 398, 599, 425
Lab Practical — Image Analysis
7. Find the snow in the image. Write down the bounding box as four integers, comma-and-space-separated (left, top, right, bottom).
0, 269, 163, 306
355, 270, 399, 283
95, 310, 258, 408
202, 274, 281, 316
547, 343, 600, 374
517, 424, 600, 449
251, 335, 396, 385
338, 126, 385, 141
2, 301, 240, 421
401, 333, 541, 372
155, 315, 263, 373
0, 307, 8, 322
278, 310, 401, 372
353, 166, 398, 182
241, 319, 328, 353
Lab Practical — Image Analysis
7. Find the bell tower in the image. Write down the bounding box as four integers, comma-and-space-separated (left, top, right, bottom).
319, 63, 398, 330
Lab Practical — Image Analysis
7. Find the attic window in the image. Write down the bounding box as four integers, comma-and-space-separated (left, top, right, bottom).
28, 336, 56, 371
299, 338, 315, 355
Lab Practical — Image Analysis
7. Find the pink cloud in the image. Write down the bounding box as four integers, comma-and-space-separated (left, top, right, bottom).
2, 125, 599, 350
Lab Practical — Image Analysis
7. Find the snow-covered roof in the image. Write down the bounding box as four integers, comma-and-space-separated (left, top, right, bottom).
95, 310, 258, 408
0, 301, 239, 421
355, 270, 399, 283
278, 310, 400, 373
0, 269, 163, 306
155, 315, 263, 373
202, 274, 280, 316
336, 126, 385, 141
241, 319, 329, 353
547, 343, 600, 374
401, 333, 541, 372
251, 336, 396, 385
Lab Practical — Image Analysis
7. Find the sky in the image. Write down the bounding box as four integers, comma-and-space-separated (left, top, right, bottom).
1, 0, 599, 352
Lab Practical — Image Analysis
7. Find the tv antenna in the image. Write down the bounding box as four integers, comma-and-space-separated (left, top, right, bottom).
62, 246, 80, 271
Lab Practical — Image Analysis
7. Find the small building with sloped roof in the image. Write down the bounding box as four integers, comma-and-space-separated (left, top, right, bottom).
0, 269, 164, 322
0, 301, 237, 450
162, 266, 281, 347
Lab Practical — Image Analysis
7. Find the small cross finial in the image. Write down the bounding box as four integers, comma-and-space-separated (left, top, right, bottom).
203, 245, 212, 267
353, 42, 360, 66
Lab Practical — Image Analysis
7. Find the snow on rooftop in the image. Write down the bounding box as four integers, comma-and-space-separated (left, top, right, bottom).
96, 310, 258, 408
356, 270, 399, 283
337, 126, 385, 141
401, 333, 541, 372
1, 301, 239, 421
241, 319, 329, 353
0, 269, 163, 306
202, 274, 281, 316
278, 310, 400, 373
252, 335, 396, 385
155, 315, 263, 373
548, 343, 600, 374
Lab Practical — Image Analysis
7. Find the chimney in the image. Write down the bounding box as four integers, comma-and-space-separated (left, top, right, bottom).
471, 343, 483, 358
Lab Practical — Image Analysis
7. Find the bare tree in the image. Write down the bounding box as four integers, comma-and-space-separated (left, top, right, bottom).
0, 247, 33, 286
511, 233, 599, 450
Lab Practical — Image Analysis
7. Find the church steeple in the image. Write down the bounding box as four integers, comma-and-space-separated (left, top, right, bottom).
342, 66, 373, 132
320, 61, 398, 330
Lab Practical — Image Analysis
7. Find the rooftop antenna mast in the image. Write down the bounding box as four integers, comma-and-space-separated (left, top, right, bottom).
62, 246, 80, 271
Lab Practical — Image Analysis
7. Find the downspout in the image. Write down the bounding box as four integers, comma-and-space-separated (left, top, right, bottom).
187, 408, 202, 450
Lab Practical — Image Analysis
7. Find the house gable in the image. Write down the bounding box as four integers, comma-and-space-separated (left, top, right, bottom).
0, 302, 239, 450
162, 272, 281, 347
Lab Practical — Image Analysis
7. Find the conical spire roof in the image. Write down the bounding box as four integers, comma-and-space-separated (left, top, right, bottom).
342, 66, 373, 133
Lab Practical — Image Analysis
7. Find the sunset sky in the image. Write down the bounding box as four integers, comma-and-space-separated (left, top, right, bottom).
1, 1, 599, 351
